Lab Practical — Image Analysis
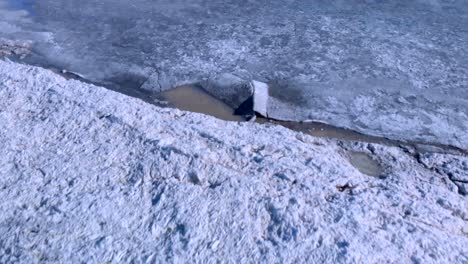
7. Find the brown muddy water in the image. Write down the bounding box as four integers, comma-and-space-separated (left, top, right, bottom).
155, 85, 384, 177
255, 118, 392, 145
156, 85, 390, 143
154, 85, 244, 122
10, 61, 466, 157
156, 84, 468, 157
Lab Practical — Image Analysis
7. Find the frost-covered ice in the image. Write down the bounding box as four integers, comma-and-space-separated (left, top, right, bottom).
0, 0, 467, 149
1, 60, 467, 263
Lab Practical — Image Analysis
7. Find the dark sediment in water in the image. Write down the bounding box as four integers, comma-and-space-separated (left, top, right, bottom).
154, 85, 244, 122
154, 84, 468, 156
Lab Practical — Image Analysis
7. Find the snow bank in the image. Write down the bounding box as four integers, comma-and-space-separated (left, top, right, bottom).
0, 60, 467, 263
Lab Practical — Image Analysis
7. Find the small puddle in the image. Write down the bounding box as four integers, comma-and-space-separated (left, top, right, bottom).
256, 118, 393, 145
153, 84, 394, 142
6, 60, 465, 157
153, 85, 466, 157
154, 85, 244, 122
347, 151, 383, 177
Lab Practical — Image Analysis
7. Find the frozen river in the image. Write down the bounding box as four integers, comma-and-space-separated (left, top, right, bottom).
1, 0, 468, 149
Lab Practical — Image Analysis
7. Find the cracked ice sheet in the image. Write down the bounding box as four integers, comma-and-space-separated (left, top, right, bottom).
1, 0, 468, 149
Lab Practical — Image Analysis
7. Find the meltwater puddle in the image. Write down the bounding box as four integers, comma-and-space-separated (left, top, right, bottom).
4, 58, 466, 157
347, 151, 383, 177
153, 84, 388, 144
154, 85, 244, 122
256, 118, 392, 146
155, 84, 468, 157
156, 85, 392, 143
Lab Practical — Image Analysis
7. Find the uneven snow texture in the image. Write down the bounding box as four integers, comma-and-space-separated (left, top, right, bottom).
1, 0, 468, 149
0, 0, 468, 150
0, 60, 467, 263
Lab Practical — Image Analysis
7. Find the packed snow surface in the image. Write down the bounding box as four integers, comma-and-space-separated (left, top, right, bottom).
0, 0, 468, 149
0, 60, 467, 263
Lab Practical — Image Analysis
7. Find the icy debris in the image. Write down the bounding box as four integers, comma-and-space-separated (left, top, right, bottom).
0, 38, 30, 58
0, 60, 467, 263
252, 80, 269, 118
416, 152, 468, 195
200, 73, 253, 110
140, 70, 173, 93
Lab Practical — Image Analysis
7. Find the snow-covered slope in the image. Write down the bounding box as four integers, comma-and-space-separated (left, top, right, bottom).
1, 0, 468, 149
0, 60, 467, 263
